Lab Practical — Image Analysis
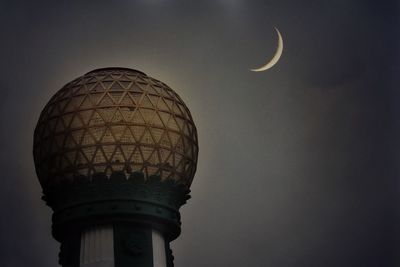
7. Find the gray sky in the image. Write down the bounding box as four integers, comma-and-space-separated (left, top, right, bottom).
0, 1, 399, 266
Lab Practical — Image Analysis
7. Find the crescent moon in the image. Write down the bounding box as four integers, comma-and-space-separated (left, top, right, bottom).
251, 27, 283, 72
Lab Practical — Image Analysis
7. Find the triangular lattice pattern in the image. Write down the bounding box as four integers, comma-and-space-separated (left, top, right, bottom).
33, 68, 198, 187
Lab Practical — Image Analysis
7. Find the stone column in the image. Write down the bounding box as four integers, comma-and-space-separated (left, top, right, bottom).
80, 225, 114, 267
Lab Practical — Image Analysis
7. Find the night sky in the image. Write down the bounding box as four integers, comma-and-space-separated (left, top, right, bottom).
0, 1, 399, 266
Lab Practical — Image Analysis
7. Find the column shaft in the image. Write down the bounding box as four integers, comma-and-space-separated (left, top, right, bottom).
152, 229, 167, 267
80, 225, 114, 267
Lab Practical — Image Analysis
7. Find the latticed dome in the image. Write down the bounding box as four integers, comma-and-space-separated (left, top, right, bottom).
33, 68, 198, 188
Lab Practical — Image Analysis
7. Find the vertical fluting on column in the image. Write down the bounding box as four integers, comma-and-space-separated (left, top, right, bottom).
152, 229, 167, 267
80, 225, 114, 267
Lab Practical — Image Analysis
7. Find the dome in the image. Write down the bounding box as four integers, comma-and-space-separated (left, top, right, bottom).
33, 67, 198, 188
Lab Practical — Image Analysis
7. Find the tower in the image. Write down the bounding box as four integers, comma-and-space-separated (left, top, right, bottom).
33, 68, 199, 267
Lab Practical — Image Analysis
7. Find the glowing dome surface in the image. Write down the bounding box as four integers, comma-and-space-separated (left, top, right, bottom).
33, 68, 198, 187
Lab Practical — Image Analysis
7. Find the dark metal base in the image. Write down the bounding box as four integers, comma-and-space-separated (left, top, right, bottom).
42, 171, 190, 266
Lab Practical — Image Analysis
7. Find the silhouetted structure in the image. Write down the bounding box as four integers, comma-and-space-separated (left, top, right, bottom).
33, 67, 198, 267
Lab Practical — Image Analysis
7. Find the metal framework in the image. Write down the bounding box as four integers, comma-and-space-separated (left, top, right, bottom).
34, 68, 198, 187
